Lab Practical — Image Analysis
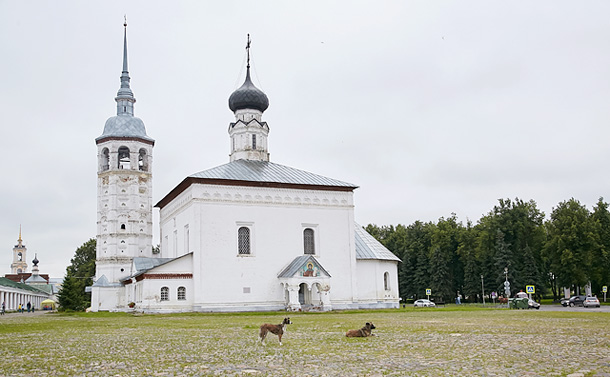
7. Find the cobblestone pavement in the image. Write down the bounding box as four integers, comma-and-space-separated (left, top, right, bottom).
0, 309, 609, 376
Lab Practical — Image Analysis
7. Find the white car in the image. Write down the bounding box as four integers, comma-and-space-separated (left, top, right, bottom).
583, 296, 600, 308
414, 299, 436, 308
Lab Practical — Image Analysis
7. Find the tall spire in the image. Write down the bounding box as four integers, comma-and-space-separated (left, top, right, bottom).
116, 17, 136, 116
18, 225, 22, 242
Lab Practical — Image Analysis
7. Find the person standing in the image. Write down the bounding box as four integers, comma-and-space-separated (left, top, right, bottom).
1, 302, 5, 315
26, 302, 31, 313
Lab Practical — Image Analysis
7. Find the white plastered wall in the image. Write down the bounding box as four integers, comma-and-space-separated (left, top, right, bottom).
356, 259, 400, 308
159, 183, 358, 311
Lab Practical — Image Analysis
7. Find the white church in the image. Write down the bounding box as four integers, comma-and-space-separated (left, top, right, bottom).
89, 26, 400, 313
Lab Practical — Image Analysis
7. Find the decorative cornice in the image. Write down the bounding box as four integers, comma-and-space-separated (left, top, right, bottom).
156, 176, 355, 210
96, 136, 155, 146
136, 273, 193, 282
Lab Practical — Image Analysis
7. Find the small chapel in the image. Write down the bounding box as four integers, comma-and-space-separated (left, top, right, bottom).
89, 25, 400, 312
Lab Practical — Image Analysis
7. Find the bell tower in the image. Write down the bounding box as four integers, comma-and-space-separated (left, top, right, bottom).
11, 226, 27, 274
91, 21, 154, 311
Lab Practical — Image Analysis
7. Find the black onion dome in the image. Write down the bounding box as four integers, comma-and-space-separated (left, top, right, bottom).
228, 68, 269, 113
32, 255, 39, 266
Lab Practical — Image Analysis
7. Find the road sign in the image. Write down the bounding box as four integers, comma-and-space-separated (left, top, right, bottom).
603, 286, 608, 293
426, 288, 431, 296
526, 285, 535, 294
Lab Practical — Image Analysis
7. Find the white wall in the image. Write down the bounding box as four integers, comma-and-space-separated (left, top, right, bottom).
159, 183, 358, 311
130, 254, 194, 312
356, 259, 400, 308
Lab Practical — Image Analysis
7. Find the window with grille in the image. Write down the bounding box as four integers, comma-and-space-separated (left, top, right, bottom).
177, 286, 186, 300
238, 227, 251, 255
252, 134, 256, 150
160, 286, 169, 301
304, 228, 315, 255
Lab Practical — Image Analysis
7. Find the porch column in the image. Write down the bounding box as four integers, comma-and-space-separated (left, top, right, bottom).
320, 283, 332, 311
286, 284, 301, 311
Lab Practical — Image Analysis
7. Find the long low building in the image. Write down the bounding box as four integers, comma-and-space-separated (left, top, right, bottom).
0, 277, 51, 311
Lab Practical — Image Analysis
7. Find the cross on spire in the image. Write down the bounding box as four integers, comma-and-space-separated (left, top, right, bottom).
246, 34, 251, 69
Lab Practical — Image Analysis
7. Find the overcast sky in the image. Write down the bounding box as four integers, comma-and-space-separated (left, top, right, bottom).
1, 2, 609, 278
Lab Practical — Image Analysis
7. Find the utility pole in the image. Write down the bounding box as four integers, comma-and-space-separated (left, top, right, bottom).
481, 274, 485, 305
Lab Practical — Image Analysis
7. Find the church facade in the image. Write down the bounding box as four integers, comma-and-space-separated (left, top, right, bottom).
90, 27, 400, 313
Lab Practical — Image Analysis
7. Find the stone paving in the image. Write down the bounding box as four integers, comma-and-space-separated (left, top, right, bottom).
0, 308, 609, 376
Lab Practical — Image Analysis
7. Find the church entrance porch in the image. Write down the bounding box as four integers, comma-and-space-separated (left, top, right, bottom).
278, 255, 332, 312
282, 281, 331, 312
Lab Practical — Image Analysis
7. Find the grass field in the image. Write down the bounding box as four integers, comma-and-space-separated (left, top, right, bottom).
0, 306, 609, 376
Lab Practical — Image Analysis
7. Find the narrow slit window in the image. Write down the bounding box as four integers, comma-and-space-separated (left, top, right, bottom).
384, 272, 390, 291
252, 134, 256, 150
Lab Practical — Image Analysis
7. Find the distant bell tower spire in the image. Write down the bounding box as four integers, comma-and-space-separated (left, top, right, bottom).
227, 34, 270, 162
11, 227, 27, 273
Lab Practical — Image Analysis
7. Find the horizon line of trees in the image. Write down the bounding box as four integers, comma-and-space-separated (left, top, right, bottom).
366, 197, 610, 302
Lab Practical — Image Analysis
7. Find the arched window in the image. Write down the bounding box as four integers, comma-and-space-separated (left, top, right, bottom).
160, 286, 169, 301
118, 146, 130, 169
17, 252, 22, 261
384, 272, 390, 291
120, 224, 126, 230
101, 148, 110, 171
138, 149, 148, 171
303, 228, 315, 255
177, 286, 186, 300
238, 227, 251, 255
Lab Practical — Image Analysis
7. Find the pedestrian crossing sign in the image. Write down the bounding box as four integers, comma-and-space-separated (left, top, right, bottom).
526, 285, 535, 294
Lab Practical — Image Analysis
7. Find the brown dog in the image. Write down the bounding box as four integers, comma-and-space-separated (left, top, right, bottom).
259, 317, 292, 345
346, 322, 376, 337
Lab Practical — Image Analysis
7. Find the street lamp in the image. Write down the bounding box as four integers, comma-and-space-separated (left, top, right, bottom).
481, 274, 485, 305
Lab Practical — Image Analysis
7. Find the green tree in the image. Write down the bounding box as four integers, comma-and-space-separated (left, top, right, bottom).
493, 230, 513, 296
477, 198, 546, 296
543, 199, 598, 293
591, 198, 610, 293
57, 238, 96, 311
429, 215, 463, 301
458, 221, 480, 302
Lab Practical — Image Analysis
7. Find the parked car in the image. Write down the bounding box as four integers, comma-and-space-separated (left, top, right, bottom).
568, 295, 586, 307
583, 296, 600, 308
414, 299, 436, 308
528, 299, 541, 310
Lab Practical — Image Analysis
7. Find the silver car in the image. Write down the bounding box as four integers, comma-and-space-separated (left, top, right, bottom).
583, 296, 600, 308
414, 299, 436, 308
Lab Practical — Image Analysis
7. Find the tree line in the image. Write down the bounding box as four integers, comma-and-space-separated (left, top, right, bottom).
366, 197, 610, 302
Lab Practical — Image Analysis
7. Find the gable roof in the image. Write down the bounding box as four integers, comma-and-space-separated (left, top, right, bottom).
0, 277, 49, 294
120, 253, 193, 283
354, 223, 401, 262
277, 255, 331, 278
156, 160, 358, 209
